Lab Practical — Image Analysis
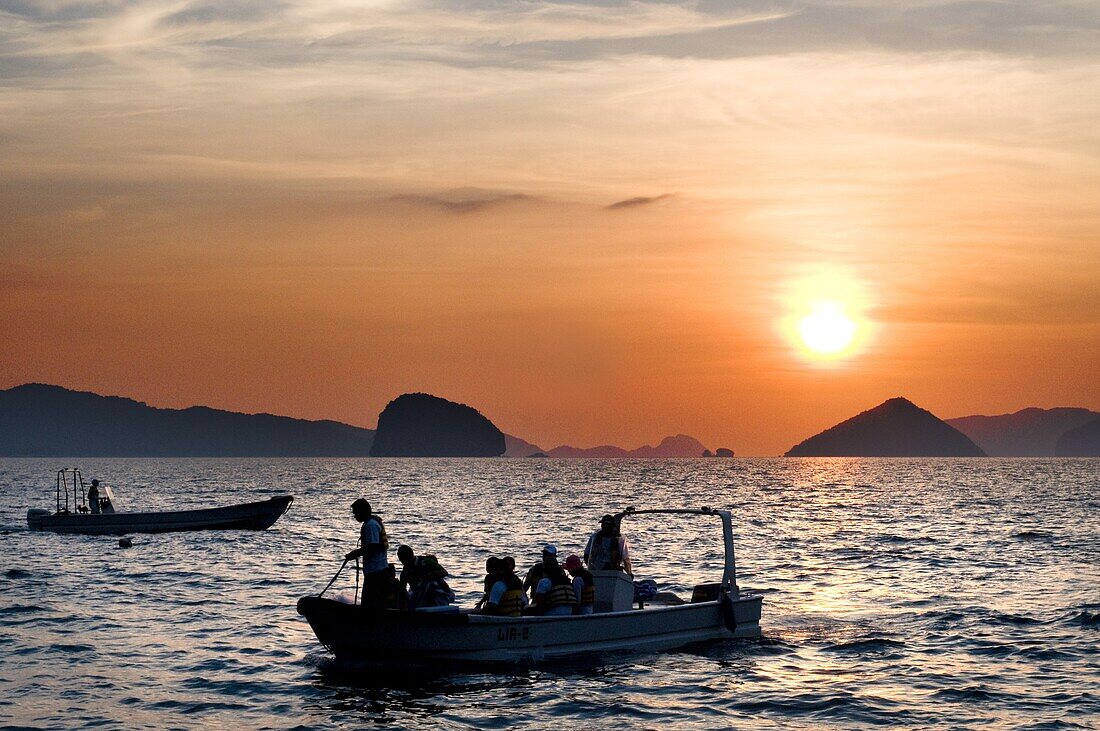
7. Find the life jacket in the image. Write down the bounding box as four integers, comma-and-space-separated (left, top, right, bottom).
367, 515, 389, 552
589, 532, 622, 570
539, 571, 578, 613
574, 569, 595, 607
487, 574, 526, 617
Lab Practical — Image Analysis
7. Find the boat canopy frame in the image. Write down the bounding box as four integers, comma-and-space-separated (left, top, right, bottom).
55, 468, 87, 515
610, 506, 739, 593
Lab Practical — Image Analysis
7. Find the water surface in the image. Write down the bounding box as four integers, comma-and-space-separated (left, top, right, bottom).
1, 458, 1097, 729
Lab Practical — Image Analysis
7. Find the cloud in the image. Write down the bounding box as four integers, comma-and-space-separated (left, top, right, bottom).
606, 194, 674, 210
389, 189, 536, 214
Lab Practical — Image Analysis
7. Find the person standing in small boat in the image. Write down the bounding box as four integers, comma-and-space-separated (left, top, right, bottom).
584, 514, 633, 575
533, 545, 577, 616
344, 499, 389, 608
87, 479, 101, 514
564, 554, 595, 614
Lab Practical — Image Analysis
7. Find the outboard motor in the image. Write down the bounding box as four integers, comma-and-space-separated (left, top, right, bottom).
27, 509, 50, 531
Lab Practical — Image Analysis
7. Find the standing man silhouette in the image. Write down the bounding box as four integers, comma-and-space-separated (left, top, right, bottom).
88, 479, 101, 514
345, 499, 389, 608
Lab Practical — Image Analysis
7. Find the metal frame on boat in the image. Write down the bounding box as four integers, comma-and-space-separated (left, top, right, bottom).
26, 468, 293, 534
297, 506, 763, 665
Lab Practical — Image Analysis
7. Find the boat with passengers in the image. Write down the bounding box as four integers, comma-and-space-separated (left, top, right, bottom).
297, 506, 763, 665
26, 468, 293, 534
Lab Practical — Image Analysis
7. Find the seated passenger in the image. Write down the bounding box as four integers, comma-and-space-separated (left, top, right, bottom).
564, 555, 595, 615
532, 545, 577, 616
397, 544, 419, 595
584, 514, 633, 575
408, 555, 455, 610
522, 560, 545, 603
378, 564, 408, 610
481, 557, 527, 617
476, 556, 502, 610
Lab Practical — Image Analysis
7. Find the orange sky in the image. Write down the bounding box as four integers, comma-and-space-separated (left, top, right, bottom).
1, 1, 1098, 454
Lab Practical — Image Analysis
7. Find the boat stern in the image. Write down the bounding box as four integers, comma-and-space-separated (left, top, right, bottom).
26, 509, 50, 531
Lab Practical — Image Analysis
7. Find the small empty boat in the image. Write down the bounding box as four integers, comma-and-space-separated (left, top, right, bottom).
26, 468, 292, 535
297, 506, 763, 665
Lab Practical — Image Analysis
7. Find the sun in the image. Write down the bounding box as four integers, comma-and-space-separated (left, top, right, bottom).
777, 267, 873, 363
798, 300, 857, 355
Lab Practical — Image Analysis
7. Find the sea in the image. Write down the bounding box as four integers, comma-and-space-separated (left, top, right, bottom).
0, 458, 1097, 730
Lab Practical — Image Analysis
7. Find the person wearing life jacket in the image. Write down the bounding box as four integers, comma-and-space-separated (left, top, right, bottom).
533, 545, 578, 616
584, 514, 633, 575
480, 556, 527, 617
564, 554, 595, 614
408, 555, 455, 609
344, 498, 390, 609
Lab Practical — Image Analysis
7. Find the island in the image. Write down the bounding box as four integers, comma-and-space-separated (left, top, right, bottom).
785, 397, 985, 457
369, 393, 506, 457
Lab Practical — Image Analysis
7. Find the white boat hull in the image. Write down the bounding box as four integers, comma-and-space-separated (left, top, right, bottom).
297, 592, 763, 665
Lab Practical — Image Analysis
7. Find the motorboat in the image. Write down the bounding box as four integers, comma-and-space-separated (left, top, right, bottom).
297, 506, 763, 665
26, 468, 293, 535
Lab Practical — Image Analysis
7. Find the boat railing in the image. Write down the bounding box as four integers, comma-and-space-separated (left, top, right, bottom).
613, 506, 739, 594
55, 468, 89, 515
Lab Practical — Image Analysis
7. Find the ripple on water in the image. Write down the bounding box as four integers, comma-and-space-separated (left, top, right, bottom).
1069, 611, 1100, 627
821, 638, 906, 655
47, 643, 96, 654
1012, 530, 1054, 541
933, 685, 1008, 702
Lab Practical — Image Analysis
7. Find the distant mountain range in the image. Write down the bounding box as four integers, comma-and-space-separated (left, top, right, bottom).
504, 433, 735, 458
1054, 417, 1100, 457
3, 383, 1097, 458
786, 397, 985, 457
946, 408, 1100, 457
0, 384, 719, 458
548, 434, 712, 458
0, 383, 375, 456
503, 433, 545, 458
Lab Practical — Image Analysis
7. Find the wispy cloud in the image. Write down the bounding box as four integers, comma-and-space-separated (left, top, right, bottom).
606, 193, 675, 210
387, 188, 536, 214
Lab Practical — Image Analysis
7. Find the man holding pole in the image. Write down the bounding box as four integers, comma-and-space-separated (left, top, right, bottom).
345, 499, 390, 608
